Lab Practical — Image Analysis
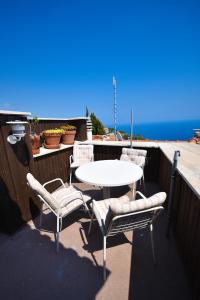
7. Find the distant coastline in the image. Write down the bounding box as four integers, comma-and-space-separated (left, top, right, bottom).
107, 119, 200, 141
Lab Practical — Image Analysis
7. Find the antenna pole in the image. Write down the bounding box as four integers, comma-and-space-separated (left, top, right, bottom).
112, 76, 117, 139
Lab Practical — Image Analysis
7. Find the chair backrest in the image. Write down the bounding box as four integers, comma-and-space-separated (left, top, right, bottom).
120, 153, 145, 168
26, 173, 58, 211
122, 147, 147, 158
107, 192, 166, 236
73, 144, 94, 164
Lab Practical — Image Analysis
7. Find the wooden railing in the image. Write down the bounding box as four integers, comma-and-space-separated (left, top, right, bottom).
159, 150, 200, 299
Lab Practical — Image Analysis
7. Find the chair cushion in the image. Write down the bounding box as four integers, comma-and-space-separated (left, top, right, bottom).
51, 185, 91, 217
122, 148, 147, 157
120, 154, 145, 168
51, 185, 91, 204
27, 173, 58, 211
73, 144, 94, 165
92, 195, 130, 232
109, 192, 166, 216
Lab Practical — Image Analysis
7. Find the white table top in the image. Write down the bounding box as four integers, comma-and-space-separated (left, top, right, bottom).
75, 160, 143, 187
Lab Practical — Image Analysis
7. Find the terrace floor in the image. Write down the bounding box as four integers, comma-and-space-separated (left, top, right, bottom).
0, 181, 191, 300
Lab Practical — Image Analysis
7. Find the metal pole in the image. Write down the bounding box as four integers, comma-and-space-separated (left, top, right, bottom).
166, 150, 180, 237
130, 108, 133, 148
112, 76, 117, 139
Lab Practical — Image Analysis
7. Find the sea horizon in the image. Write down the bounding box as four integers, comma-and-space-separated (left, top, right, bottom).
106, 119, 200, 141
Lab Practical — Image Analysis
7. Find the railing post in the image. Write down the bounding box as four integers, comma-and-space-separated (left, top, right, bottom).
166, 150, 180, 237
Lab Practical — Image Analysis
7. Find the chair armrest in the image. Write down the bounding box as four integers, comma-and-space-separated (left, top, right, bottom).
43, 178, 66, 189
69, 155, 73, 165
92, 200, 106, 234
135, 191, 147, 200
58, 191, 85, 208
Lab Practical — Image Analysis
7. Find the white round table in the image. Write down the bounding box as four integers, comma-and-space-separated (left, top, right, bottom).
75, 160, 143, 198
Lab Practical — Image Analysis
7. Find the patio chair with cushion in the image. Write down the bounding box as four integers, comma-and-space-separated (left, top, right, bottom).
26, 173, 91, 252
69, 144, 94, 185
120, 147, 147, 168
120, 148, 147, 185
88, 191, 166, 280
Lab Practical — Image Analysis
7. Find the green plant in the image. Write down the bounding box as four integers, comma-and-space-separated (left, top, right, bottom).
108, 127, 114, 133
85, 106, 89, 117
134, 134, 145, 140
29, 116, 39, 134
119, 130, 126, 134
90, 112, 105, 135
60, 124, 77, 132
43, 129, 64, 135
122, 133, 129, 140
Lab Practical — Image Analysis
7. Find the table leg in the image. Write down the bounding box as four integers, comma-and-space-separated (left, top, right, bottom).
132, 182, 136, 199
103, 187, 111, 199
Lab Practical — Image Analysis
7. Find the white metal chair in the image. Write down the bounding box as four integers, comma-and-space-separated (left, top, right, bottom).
120, 147, 147, 168
69, 144, 94, 185
88, 191, 166, 280
120, 148, 147, 185
26, 173, 91, 252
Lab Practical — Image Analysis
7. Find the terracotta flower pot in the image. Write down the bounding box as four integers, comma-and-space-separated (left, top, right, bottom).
62, 130, 76, 145
29, 134, 40, 155
43, 133, 61, 149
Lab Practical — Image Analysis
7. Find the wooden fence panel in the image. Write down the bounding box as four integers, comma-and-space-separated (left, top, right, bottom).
33, 147, 72, 192
0, 115, 35, 232
94, 145, 160, 182
33, 119, 87, 141
0, 114, 85, 233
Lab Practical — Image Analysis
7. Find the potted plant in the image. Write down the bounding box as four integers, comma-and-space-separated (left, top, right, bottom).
60, 124, 77, 144
194, 129, 200, 138
29, 117, 40, 155
43, 129, 64, 149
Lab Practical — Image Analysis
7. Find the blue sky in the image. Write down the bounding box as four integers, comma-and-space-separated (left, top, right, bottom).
0, 0, 200, 125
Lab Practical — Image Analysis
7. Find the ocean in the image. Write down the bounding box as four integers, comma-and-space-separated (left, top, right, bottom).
107, 119, 200, 141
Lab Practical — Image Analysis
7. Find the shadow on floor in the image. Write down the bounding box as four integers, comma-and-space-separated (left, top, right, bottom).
0, 220, 107, 300
128, 212, 191, 300
80, 220, 132, 253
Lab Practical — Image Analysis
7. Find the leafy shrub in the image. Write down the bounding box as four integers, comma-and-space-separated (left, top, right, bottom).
90, 113, 105, 135
29, 116, 39, 134
134, 134, 145, 140
108, 127, 114, 133
122, 133, 129, 140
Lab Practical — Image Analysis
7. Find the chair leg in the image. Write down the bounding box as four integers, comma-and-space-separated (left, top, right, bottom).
69, 168, 72, 186
142, 174, 146, 192
103, 236, 107, 280
56, 216, 60, 253
60, 217, 63, 232
39, 210, 43, 228
39, 203, 43, 228
88, 212, 94, 235
150, 224, 156, 264
132, 182, 136, 199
